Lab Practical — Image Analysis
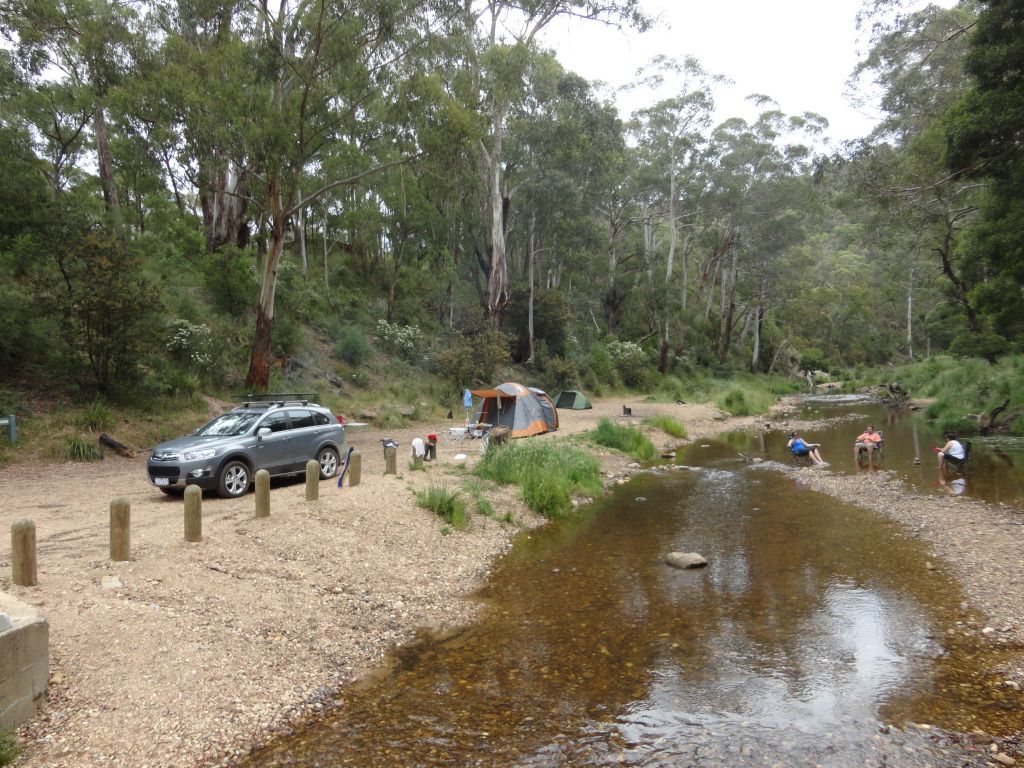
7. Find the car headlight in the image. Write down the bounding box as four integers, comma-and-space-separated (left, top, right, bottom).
183, 448, 217, 461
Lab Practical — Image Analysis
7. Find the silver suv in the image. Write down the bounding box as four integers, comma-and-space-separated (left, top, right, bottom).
148, 396, 346, 498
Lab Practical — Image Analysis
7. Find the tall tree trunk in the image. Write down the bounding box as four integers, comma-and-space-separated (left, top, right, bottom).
297, 185, 308, 278
485, 107, 509, 326
604, 244, 620, 334
716, 251, 738, 362
750, 304, 764, 373
201, 164, 249, 252
936, 220, 981, 335
906, 267, 914, 359
245, 177, 287, 390
322, 209, 330, 294
527, 212, 536, 364
94, 106, 119, 215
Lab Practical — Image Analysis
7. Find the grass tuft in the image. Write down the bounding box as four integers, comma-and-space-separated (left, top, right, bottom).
474, 440, 602, 519
588, 418, 657, 461
643, 414, 687, 438
62, 435, 104, 462
415, 484, 468, 529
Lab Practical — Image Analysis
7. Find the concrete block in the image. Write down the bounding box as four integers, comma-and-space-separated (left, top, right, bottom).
0, 592, 49, 731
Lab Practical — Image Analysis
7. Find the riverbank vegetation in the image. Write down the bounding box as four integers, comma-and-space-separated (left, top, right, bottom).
474, 442, 603, 519
0, 1, 1021, 454
588, 419, 658, 462
885, 356, 1024, 436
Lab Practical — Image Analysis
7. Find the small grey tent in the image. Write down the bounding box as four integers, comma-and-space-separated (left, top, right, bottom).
555, 390, 592, 410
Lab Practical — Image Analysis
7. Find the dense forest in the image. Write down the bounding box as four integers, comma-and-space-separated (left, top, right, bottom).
0, 0, 1020, 405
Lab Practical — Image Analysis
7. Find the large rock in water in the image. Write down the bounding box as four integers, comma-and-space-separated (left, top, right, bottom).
665, 551, 707, 569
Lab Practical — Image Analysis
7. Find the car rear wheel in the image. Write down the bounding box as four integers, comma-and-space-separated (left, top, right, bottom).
217, 460, 251, 498
317, 447, 340, 479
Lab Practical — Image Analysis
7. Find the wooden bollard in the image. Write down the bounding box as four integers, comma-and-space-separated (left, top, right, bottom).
411, 455, 424, 470
384, 445, 397, 475
11, 519, 37, 586
184, 485, 202, 542
305, 459, 319, 501
255, 469, 270, 518
348, 451, 361, 487
110, 497, 131, 561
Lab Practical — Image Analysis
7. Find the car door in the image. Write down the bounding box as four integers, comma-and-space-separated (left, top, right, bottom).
253, 411, 293, 473
285, 408, 322, 471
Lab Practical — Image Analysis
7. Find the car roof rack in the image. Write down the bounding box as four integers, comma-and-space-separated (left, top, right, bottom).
233, 393, 318, 408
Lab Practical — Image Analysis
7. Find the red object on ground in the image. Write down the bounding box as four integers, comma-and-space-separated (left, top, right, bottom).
337, 415, 346, 424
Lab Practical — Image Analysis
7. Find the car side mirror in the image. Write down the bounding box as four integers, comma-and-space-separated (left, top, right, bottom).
257, 427, 272, 438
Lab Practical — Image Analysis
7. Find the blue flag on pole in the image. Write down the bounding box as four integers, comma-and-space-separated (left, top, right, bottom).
463, 388, 473, 409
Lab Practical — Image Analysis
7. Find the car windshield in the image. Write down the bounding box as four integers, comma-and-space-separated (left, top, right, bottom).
195, 411, 262, 436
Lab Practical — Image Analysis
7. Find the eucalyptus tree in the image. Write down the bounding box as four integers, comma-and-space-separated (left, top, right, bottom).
697, 105, 826, 365
1, 0, 147, 218
946, 0, 1024, 352
144, 0, 461, 388
627, 55, 718, 371
463, 0, 650, 327
503, 66, 625, 362
849, 0, 983, 356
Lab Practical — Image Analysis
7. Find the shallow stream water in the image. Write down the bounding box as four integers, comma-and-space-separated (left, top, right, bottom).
236, 400, 1023, 767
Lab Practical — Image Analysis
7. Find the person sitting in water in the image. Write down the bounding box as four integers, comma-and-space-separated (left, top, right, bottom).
936, 432, 966, 472
853, 424, 883, 464
788, 431, 826, 466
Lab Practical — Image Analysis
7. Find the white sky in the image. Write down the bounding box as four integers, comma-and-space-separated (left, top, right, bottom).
540, 0, 941, 147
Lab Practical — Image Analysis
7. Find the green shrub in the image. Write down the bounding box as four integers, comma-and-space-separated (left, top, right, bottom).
63, 435, 104, 462
432, 329, 510, 391
643, 414, 687, 438
333, 327, 374, 365
0, 730, 19, 765
588, 418, 657, 461
474, 441, 602, 519
74, 398, 115, 433
715, 384, 779, 416
582, 343, 617, 392
607, 340, 648, 388
415, 485, 468, 529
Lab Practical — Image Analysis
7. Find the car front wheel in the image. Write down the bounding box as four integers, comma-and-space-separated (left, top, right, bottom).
217, 460, 251, 498
317, 447, 340, 479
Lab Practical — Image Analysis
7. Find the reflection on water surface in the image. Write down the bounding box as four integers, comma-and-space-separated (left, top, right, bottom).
238, 419, 1022, 767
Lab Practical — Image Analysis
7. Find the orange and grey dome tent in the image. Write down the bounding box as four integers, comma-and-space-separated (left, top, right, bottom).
470, 382, 559, 438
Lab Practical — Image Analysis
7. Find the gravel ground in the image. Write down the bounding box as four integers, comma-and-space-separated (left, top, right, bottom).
2, 395, 1023, 766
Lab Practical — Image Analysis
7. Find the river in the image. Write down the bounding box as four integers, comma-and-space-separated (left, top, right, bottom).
235, 398, 1022, 767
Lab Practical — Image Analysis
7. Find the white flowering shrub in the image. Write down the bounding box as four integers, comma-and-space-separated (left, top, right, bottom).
606, 340, 648, 387
375, 319, 423, 363
167, 320, 214, 371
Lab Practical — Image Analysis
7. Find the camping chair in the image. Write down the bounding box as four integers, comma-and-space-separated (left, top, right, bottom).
468, 422, 492, 453
790, 450, 814, 468
441, 426, 469, 448
856, 431, 884, 465
945, 440, 971, 476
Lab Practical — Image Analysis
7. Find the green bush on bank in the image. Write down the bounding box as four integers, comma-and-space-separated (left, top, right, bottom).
888, 355, 1024, 435
474, 441, 602, 519
588, 418, 657, 461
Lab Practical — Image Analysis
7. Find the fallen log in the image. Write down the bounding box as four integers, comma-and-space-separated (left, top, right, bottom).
99, 433, 136, 458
